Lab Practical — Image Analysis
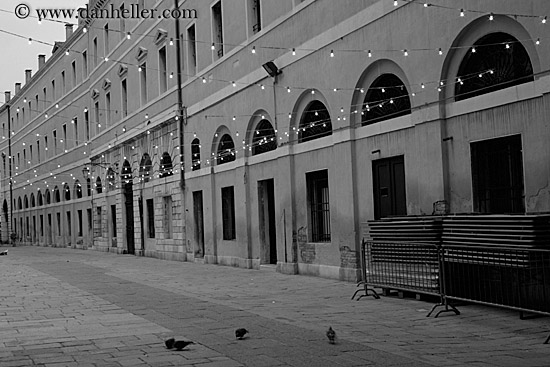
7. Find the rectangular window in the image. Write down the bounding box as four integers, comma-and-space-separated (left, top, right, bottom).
29, 145, 33, 165
164, 196, 172, 239
187, 24, 197, 75
147, 199, 155, 238
105, 92, 111, 125
82, 50, 88, 77
221, 186, 235, 240
35, 95, 38, 112
40, 215, 44, 237
87, 208, 92, 234
23, 149, 26, 169
37, 140, 40, 163
211, 1, 224, 59
71, 60, 77, 87
21, 108, 25, 124
66, 211, 71, 236
28, 101, 32, 120
471, 135, 525, 214
93, 37, 98, 67
111, 205, 117, 237
121, 79, 128, 117
61, 71, 65, 95
73, 117, 78, 145
140, 62, 147, 105
17, 152, 20, 169
78, 210, 83, 236
51, 79, 56, 101
250, 0, 262, 34
57, 212, 61, 236
84, 109, 90, 140
44, 136, 48, 158
43, 87, 47, 108
104, 23, 109, 56
119, 4, 126, 40
53, 130, 57, 154
159, 46, 167, 93
94, 101, 100, 133
62, 124, 67, 151
306, 170, 331, 242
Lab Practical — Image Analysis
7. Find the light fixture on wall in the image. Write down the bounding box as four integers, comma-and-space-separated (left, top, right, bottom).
262, 61, 281, 78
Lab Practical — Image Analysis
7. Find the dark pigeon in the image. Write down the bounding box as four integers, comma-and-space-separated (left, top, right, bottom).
235, 328, 248, 339
326, 327, 336, 344
174, 340, 194, 351
165, 338, 175, 349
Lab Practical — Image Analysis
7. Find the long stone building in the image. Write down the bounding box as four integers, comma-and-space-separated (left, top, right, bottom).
1, 0, 549, 280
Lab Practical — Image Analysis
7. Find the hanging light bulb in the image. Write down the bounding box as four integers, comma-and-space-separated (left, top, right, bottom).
292, 48, 296, 55
488, 13, 494, 21
330, 50, 334, 57
367, 50, 372, 58
536, 38, 540, 45
28, 38, 32, 45
83, 27, 87, 33
169, 38, 174, 46
251, 46, 256, 54
211, 43, 215, 50
126, 32, 131, 40
542, 16, 547, 24
403, 49, 408, 57
65, 50, 70, 56
287, 86, 291, 93
460, 9, 465, 17
438, 48, 443, 56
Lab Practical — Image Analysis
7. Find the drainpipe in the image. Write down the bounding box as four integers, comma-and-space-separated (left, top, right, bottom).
174, 0, 188, 255
6, 93, 13, 245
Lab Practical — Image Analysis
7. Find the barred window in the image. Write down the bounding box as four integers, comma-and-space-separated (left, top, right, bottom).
306, 170, 331, 242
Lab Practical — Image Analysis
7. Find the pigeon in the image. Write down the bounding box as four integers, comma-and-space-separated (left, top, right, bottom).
174, 340, 194, 351
235, 328, 248, 339
326, 327, 336, 344
164, 338, 175, 349
0, 250, 7, 256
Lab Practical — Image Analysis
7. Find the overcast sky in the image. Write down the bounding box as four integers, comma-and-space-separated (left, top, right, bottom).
0, 0, 88, 106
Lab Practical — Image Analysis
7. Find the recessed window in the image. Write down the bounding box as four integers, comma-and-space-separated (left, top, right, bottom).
147, 198, 155, 238
299, 100, 332, 143
211, 1, 224, 59
221, 186, 235, 240
159, 46, 167, 93
455, 32, 533, 101
306, 170, 331, 242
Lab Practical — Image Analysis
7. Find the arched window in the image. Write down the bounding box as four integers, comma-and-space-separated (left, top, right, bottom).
87, 178, 91, 196
24, 195, 29, 209
252, 120, 277, 155
54, 186, 60, 203
121, 160, 132, 185
75, 181, 83, 199
455, 32, 533, 101
217, 134, 235, 165
160, 152, 173, 177
30, 194, 35, 208
64, 184, 71, 201
107, 168, 116, 190
362, 74, 411, 125
299, 100, 332, 143
139, 153, 153, 183
37, 192, 43, 206
191, 138, 201, 171
96, 177, 103, 194
17, 197, 22, 210
45, 190, 51, 205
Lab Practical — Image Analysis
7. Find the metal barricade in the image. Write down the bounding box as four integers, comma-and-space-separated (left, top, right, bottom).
353, 240, 447, 304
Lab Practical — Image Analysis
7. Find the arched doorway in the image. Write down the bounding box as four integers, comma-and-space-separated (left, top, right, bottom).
121, 160, 135, 254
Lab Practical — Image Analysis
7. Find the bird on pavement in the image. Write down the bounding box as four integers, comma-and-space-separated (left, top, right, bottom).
235, 328, 248, 339
326, 327, 336, 344
174, 340, 194, 351
164, 338, 175, 349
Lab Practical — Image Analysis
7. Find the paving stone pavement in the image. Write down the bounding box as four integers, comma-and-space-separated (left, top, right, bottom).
1, 246, 549, 366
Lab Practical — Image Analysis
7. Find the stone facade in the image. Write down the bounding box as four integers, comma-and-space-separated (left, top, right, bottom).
1, 0, 550, 281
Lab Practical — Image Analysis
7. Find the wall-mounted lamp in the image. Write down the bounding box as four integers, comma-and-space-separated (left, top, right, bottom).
262, 61, 282, 78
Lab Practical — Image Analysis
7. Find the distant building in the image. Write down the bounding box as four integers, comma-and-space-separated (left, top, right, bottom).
1, 0, 549, 281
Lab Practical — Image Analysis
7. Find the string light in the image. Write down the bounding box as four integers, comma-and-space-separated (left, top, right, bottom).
251, 46, 256, 54
460, 9, 465, 17
489, 12, 494, 21
126, 32, 131, 40
543, 16, 548, 24
292, 48, 296, 55
330, 50, 334, 57
367, 50, 372, 58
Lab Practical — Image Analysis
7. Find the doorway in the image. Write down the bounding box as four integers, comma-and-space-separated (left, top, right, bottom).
193, 191, 205, 257
122, 161, 135, 254
258, 179, 277, 264
373, 156, 407, 219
